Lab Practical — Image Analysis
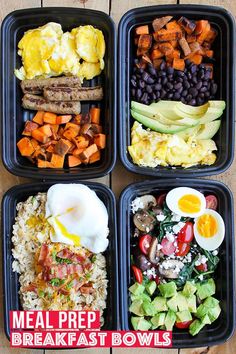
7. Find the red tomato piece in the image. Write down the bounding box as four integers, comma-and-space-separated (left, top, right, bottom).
156, 193, 166, 207
154, 275, 160, 285
205, 195, 218, 210
196, 263, 208, 272
161, 237, 176, 256
175, 242, 190, 257
131, 265, 143, 284
177, 222, 194, 243
175, 320, 193, 329
139, 234, 152, 255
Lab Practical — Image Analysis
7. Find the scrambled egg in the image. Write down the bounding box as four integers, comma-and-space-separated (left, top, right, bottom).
15, 22, 106, 81
128, 122, 217, 168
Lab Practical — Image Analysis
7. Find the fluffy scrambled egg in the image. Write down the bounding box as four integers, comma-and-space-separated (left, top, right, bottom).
128, 122, 217, 168
15, 22, 105, 81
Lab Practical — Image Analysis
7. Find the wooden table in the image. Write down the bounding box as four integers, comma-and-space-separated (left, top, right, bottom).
0, 0, 235, 353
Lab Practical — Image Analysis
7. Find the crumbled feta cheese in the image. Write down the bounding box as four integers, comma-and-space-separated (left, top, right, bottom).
146, 227, 150, 233
171, 213, 181, 222
162, 261, 172, 270
157, 244, 162, 250
185, 252, 192, 263
146, 267, 156, 277
173, 266, 180, 273
198, 274, 204, 281
212, 250, 218, 256
131, 197, 144, 214
201, 255, 208, 264
173, 221, 185, 234
174, 242, 177, 247
166, 232, 175, 242
195, 254, 208, 266
143, 271, 147, 275
156, 214, 166, 222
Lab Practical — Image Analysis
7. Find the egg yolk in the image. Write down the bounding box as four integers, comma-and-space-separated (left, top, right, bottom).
197, 214, 218, 238
178, 194, 201, 214
54, 217, 81, 246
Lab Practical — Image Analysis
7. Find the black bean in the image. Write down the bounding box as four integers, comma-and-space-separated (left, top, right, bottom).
131, 88, 136, 97
147, 77, 155, 84
158, 78, 162, 84
160, 61, 166, 70
192, 76, 198, 84
202, 80, 208, 86
166, 82, 173, 90
199, 93, 205, 98
167, 67, 174, 75
131, 79, 137, 87
189, 87, 198, 97
168, 74, 173, 80
186, 94, 192, 102
159, 70, 167, 77
155, 83, 162, 91
190, 65, 197, 74
177, 77, 183, 83
148, 66, 157, 76
156, 91, 160, 99
187, 72, 192, 80
182, 90, 188, 97
139, 80, 145, 89
141, 92, 148, 101
152, 93, 157, 100
205, 71, 211, 80
181, 97, 186, 103
199, 64, 205, 70
197, 97, 204, 106
205, 91, 210, 98
132, 74, 136, 80
185, 59, 191, 67
200, 86, 208, 93
167, 93, 173, 99
176, 70, 185, 77
211, 83, 218, 95
207, 82, 211, 90
196, 81, 203, 90
189, 99, 196, 106
162, 77, 168, 85
174, 82, 182, 90
136, 74, 141, 79
178, 86, 183, 94
173, 92, 181, 100
184, 81, 190, 89
138, 68, 144, 74
146, 85, 153, 93
136, 89, 142, 100
160, 89, 166, 99
142, 72, 150, 82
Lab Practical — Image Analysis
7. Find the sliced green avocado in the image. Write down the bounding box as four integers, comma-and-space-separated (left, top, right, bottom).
208, 304, 221, 322
209, 100, 226, 110
201, 314, 211, 325
176, 125, 201, 140
131, 293, 152, 303
167, 294, 178, 312
158, 282, 177, 298
195, 120, 221, 139
146, 280, 157, 296
131, 317, 152, 330
129, 282, 145, 295
177, 292, 189, 311
196, 278, 216, 300
204, 296, 219, 308
189, 319, 205, 336
183, 281, 197, 297
129, 299, 145, 316
150, 101, 181, 120
131, 110, 187, 134
174, 101, 209, 116
142, 300, 156, 316
176, 310, 192, 323
186, 295, 197, 313
151, 312, 166, 329
198, 108, 223, 124
164, 309, 177, 331
196, 304, 209, 319
152, 296, 168, 312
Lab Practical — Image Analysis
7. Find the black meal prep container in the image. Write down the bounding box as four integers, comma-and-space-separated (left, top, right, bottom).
118, 5, 236, 177
119, 179, 235, 348
1, 7, 116, 180
2, 181, 119, 342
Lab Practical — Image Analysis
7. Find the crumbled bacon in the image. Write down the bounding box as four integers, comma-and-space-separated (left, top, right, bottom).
38, 243, 49, 265
80, 282, 95, 294
44, 263, 84, 280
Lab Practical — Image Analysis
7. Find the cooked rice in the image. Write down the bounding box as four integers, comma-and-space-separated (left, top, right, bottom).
12, 193, 108, 324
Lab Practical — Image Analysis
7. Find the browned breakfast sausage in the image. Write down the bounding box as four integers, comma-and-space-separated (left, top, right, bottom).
22, 94, 81, 114
43, 86, 103, 101
20, 76, 81, 94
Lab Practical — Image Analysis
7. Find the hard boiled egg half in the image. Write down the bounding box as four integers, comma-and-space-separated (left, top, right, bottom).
45, 184, 109, 253
194, 209, 225, 250
166, 187, 206, 218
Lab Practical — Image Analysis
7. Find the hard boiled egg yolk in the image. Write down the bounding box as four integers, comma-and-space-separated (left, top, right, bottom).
178, 194, 201, 214
197, 214, 218, 238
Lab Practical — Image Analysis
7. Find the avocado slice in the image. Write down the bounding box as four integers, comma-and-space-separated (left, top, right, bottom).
164, 309, 177, 331
151, 312, 166, 329
198, 108, 223, 124
204, 296, 219, 308
131, 110, 187, 134
195, 120, 221, 139
146, 280, 157, 296
129, 299, 145, 316
131, 316, 152, 330
142, 300, 156, 316
176, 310, 192, 322
186, 295, 197, 313
201, 314, 211, 325
129, 282, 145, 295
183, 281, 197, 297
131, 293, 152, 303
209, 100, 226, 110
177, 292, 189, 311
174, 101, 209, 116
150, 101, 181, 120
189, 319, 205, 336
196, 304, 209, 319
152, 296, 168, 312
177, 125, 201, 140
196, 278, 216, 300
158, 282, 177, 298
167, 294, 178, 312
208, 304, 221, 322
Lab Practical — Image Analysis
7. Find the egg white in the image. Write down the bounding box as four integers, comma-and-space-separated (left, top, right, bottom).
194, 209, 225, 251
166, 187, 206, 217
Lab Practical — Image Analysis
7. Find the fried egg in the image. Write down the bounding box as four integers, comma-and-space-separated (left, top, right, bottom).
166, 187, 206, 217
194, 209, 225, 250
45, 184, 109, 253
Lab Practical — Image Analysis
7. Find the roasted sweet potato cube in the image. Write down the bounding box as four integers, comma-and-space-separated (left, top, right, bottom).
63, 128, 78, 141
73, 136, 89, 149
205, 50, 214, 58
37, 159, 53, 168
166, 21, 182, 32
138, 34, 152, 50
65, 123, 80, 134
54, 139, 73, 156
197, 22, 211, 44
22, 121, 39, 136
31, 129, 49, 144
43, 112, 57, 125
135, 25, 149, 35
51, 154, 65, 168
158, 42, 174, 56
32, 111, 44, 125
189, 54, 203, 65
72, 147, 85, 156
91, 124, 102, 134
153, 29, 182, 42
178, 37, 191, 56
205, 27, 218, 44
187, 34, 197, 43
152, 16, 173, 32
56, 115, 72, 124
150, 49, 164, 60
94, 134, 106, 149
38, 124, 52, 137
173, 58, 185, 71
80, 124, 92, 135
17, 137, 35, 156
79, 144, 98, 161
178, 17, 196, 34
89, 150, 101, 164
68, 155, 82, 167
152, 58, 162, 69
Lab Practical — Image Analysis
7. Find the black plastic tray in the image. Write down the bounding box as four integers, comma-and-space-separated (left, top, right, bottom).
1, 7, 116, 180
118, 5, 235, 177
2, 181, 119, 340
119, 178, 235, 348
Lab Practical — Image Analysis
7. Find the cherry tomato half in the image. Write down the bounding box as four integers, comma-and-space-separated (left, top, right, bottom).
161, 237, 176, 256
175, 320, 193, 329
175, 242, 190, 257
196, 263, 208, 272
154, 275, 160, 285
205, 195, 218, 210
139, 234, 152, 255
156, 193, 166, 207
177, 222, 194, 243
131, 265, 143, 284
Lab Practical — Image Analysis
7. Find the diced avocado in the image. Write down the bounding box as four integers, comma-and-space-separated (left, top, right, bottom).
203, 296, 219, 308
129, 299, 145, 316
158, 282, 177, 298
151, 313, 166, 329
131, 293, 152, 303
201, 314, 211, 325
129, 282, 145, 295
183, 281, 197, 297
146, 280, 157, 296
152, 296, 168, 312
176, 310, 192, 323
189, 319, 205, 336
131, 317, 152, 330
177, 292, 189, 311
187, 295, 197, 313
195, 120, 221, 139
167, 294, 178, 312
131, 110, 187, 134
208, 304, 221, 322
164, 310, 177, 331
142, 300, 156, 316
196, 304, 209, 319
209, 100, 226, 110
196, 279, 216, 300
